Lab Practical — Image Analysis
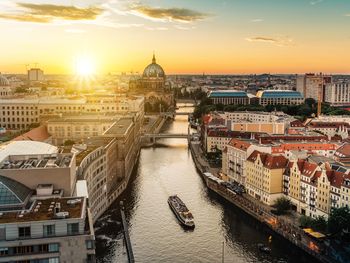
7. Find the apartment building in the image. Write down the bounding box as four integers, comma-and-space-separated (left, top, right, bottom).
245, 150, 288, 205
296, 73, 332, 101
283, 159, 350, 219
324, 82, 350, 106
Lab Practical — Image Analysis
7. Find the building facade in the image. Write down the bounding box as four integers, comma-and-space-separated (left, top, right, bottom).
296, 73, 332, 101
256, 90, 304, 106
324, 82, 350, 106
208, 90, 249, 105
245, 151, 288, 205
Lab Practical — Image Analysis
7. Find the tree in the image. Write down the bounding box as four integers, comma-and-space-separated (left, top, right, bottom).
273, 197, 291, 214
311, 216, 327, 232
64, 140, 75, 146
328, 207, 350, 235
299, 215, 314, 228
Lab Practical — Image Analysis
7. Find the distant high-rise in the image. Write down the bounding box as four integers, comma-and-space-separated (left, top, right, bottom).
28, 68, 44, 81
296, 73, 332, 101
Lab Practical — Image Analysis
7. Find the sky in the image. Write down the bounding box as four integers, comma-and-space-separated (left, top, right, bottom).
0, 0, 350, 74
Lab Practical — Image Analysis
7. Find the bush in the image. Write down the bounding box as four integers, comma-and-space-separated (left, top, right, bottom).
273, 197, 291, 215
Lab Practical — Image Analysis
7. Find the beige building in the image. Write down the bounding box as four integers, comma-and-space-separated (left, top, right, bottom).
75, 118, 141, 222
220, 111, 292, 134
296, 73, 332, 101
0, 94, 144, 130
284, 159, 350, 219
245, 150, 288, 205
0, 141, 76, 196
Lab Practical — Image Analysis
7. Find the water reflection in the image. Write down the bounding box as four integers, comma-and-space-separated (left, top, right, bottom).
95, 105, 318, 263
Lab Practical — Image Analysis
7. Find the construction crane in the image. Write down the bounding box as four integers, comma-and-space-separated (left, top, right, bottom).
317, 73, 323, 118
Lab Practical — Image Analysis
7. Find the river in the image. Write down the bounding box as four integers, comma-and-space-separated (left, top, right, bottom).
95, 104, 318, 263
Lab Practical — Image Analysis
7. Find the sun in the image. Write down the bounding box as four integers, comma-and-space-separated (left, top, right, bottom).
75, 55, 95, 76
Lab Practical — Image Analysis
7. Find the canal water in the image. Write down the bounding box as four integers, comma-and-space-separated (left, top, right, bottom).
95, 104, 318, 263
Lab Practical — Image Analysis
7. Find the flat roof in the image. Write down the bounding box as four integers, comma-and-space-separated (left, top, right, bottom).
0, 153, 73, 170
0, 141, 58, 163
104, 118, 133, 136
0, 197, 84, 224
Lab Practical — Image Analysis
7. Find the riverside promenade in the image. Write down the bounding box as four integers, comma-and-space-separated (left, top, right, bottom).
189, 141, 332, 263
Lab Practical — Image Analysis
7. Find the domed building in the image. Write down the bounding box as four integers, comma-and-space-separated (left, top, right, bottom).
129, 53, 174, 112
142, 54, 165, 91
0, 73, 13, 98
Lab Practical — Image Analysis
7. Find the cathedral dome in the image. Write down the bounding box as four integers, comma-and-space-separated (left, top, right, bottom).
0, 74, 9, 87
142, 54, 165, 78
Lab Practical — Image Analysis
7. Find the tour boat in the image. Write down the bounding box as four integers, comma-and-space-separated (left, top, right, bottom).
168, 195, 195, 228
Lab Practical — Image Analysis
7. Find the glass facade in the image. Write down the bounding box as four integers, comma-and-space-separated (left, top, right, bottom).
0, 175, 32, 207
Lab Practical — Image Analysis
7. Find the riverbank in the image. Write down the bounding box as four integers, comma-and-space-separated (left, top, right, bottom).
189, 140, 332, 263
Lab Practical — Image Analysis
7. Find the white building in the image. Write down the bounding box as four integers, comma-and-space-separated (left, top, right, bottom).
324, 82, 350, 106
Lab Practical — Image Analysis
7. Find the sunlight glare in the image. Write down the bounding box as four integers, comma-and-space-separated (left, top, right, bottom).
75, 55, 95, 76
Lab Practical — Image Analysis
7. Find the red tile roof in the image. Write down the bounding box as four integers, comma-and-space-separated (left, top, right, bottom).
12, 125, 50, 142
326, 170, 345, 188
228, 138, 251, 151
247, 150, 287, 169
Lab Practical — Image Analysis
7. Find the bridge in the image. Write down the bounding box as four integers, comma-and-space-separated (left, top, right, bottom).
161, 111, 192, 118
143, 133, 188, 139
176, 99, 199, 105
143, 126, 191, 143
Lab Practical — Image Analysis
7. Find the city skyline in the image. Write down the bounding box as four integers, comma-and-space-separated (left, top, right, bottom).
1, 0, 350, 74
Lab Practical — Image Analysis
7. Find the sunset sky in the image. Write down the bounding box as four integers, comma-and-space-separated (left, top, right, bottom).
0, 0, 350, 74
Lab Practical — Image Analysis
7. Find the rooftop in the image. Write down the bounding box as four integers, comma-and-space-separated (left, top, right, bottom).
104, 118, 133, 136
0, 197, 84, 224
208, 90, 248, 98
12, 125, 50, 142
0, 141, 58, 163
256, 90, 304, 99
0, 153, 73, 170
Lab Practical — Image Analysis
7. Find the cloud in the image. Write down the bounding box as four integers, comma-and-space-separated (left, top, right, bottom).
130, 5, 209, 22
0, 3, 103, 23
310, 0, 323, 5
251, 19, 264, 23
246, 36, 294, 47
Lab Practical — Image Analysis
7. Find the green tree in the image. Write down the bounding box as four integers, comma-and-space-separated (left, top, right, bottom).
311, 216, 327, 232
328, 207, 350, 235
273, 197, 291, 214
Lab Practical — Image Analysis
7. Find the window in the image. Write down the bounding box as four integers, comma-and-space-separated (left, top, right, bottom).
67, 223, 79, 235
86, 240, 94, 250
43, 225, 55, 237
48, 243, 59, 252
18, 226, 31, 239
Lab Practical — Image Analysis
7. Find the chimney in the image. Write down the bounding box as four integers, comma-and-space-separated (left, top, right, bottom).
54, 203, 61, 214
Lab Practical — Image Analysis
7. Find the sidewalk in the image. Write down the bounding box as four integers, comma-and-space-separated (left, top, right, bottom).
189, 140, 331, 263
